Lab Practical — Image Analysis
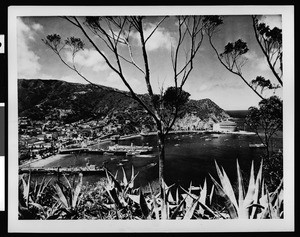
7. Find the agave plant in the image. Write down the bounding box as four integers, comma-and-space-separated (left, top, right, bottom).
209, 159, 283, 219
101, 166, 142, 219
127, 178, 217, 220
52, 173, 83, 219
19, 173, 58, 219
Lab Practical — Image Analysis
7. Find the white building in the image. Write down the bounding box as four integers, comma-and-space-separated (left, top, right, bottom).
213, 121, 237, 132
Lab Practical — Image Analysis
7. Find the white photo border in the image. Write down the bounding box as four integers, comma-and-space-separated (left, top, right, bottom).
8, 5, 294, 233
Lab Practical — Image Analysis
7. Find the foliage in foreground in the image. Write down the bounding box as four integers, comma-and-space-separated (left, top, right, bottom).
19, 160, 283, 220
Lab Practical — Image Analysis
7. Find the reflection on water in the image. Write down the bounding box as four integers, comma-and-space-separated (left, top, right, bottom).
24, 132, 283, 188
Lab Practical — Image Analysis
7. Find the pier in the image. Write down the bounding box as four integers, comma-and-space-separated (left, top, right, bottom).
19, 166, 105, 175
58, 144, 154, 156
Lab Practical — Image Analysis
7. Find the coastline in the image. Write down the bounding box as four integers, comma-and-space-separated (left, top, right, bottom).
19, 129, 255, 169
20, 154, 67, 168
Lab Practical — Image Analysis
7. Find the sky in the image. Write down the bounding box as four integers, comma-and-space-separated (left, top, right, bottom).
17, 14, 282, 110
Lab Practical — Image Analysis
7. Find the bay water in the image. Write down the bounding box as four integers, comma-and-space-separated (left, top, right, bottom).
25, 131, 282, 189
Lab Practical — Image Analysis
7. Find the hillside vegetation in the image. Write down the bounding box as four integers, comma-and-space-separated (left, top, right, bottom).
18, 79, 229, 131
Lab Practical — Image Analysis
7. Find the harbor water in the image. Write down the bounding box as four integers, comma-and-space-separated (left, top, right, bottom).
23, 131, 283, 189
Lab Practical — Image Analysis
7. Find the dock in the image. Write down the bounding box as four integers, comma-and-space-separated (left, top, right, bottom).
58, 147, 89, 154
19, 166, 105, 175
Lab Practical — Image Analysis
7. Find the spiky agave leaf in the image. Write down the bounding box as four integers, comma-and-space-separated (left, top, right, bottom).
36, 177, 52, 204
259, 179, 283, 219
170, 195, 188, 219
72, 173, 83, 208
121, 167, 128, 187
181, 185, 217, 219
236, 159, 248, 218
105, 168, 122, 192
21, 174, 31, 207
214, 161, 238, 210
127, 194, 140, 204
250, 159, 263, 219
106, 187, 122, 207
114, 170, 118, 180
53, 183, 69, 209
62, 173, 72, 190
209, 184, 214, 205
159, 178, 170, 220
139, 190, 150, 219
124, 167, 139, 194
167, 186, 176, 204
183, 196, 200, 219
243, 160, 256, 211
148, 183, 159, 220
209, 174, 238, 219
128, 166, 135, 189
33, 180, 38, 199
176, 187, 179, 205
199, 179, 207, 215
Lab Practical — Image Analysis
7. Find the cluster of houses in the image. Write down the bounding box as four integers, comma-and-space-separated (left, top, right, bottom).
18, 112, 238, 164
18, 116, 125, 164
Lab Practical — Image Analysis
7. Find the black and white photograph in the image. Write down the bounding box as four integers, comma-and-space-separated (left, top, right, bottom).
7, 5, 294, 233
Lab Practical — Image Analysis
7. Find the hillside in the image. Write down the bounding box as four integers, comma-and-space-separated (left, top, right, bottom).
18, 79, 229, 132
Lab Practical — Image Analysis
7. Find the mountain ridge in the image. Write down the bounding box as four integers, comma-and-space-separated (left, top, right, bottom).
18, 79, 230, 132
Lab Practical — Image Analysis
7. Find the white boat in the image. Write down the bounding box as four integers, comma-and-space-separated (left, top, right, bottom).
135, 154, 156, 158
249, 143, 266, 148
126, 150, 140, 156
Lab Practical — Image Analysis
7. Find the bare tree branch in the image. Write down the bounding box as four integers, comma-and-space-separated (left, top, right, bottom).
208, 36, 264, 100
144, 16, 168, 43
252, 15, 283, 86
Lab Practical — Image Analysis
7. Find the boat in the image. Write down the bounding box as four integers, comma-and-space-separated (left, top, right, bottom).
106, 144, 153, 155
135, 154, 156, 158
249, 143, 266, 148
126, 150, 140, 156
103, 151, 114, 155
87, 149, 104, 154
146, 162, 157, 168
212, 134, 220, 138
140, 131, 149, 136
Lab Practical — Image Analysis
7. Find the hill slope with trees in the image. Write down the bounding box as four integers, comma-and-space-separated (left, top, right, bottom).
18, 79, 229, 131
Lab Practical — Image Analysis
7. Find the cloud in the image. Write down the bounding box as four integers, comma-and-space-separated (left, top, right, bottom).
244, 51, 269, 72
102, 71, 143, 92
131, 23, 175, 51
259, 15, 282, 29
65, 48, 109, 72
17, 18, 43, 78
31, 23, 43, 32
195, 79, 244, 93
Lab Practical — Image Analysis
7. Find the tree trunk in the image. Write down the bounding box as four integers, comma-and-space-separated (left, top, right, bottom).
157, 130, 167, 218
157, 131, 166, 187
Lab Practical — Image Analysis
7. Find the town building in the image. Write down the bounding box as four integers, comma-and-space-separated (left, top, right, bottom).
213, 121, 237, 132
